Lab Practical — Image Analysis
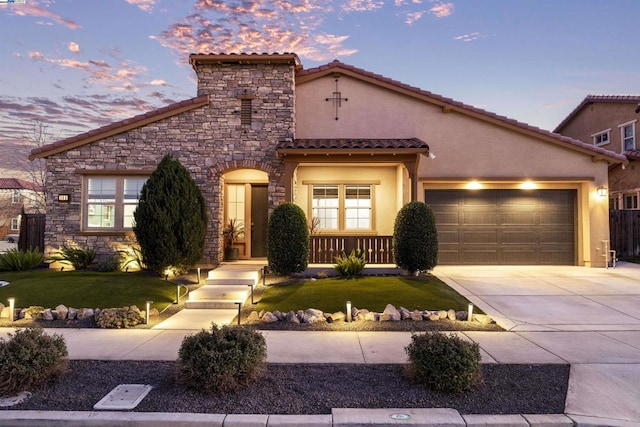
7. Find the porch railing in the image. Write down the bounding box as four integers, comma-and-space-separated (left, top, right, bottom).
309, 235, 394, 264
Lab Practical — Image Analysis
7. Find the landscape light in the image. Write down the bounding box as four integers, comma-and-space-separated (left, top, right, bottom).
7, 298, 15, 322
467, 303, 474, 322
145, 301, 153, 324
346, 301, 352, 322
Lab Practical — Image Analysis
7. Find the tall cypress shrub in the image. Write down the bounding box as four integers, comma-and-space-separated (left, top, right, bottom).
393, 201, 438, 275
133, 154, 207, 275
266, 203, 309, 275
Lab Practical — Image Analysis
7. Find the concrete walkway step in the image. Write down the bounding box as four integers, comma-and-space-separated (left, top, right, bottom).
185, 300, 245, 309
188, 285, 250, 301
152, 309, 238, 329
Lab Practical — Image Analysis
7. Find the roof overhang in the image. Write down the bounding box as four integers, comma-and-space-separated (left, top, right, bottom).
189, 53, 301, 71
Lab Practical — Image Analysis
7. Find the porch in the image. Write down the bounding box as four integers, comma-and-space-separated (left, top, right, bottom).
309, 235, 394, 264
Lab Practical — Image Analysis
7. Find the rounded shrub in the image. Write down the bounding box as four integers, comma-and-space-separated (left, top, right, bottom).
405, 332, 481, 393
0, 328, 68, 396
96, 306, 144, 329
177, 324, 267, 393
266, 203, 309, 275
393, 201, 438, 275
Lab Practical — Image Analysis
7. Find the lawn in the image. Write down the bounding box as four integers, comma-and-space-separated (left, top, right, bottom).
0, 269, 177, 312
256, 275, 478, 314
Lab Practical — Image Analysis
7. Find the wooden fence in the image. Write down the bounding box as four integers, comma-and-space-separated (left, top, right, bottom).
18, 213, 45, 252
309, 235, 394, 264
609, 210, 640, 257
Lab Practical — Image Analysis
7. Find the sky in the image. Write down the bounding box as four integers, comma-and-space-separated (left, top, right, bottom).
1, 0, 640, 174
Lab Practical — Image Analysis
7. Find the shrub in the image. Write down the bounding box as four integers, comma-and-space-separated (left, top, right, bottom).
0, 328, 68, 396
266, 203, 309, 275
51, 246, 96, 270
177, 324, 267, 393
405, 332, 481, 393
23, 306, 46, 319
134, 154, 208, 275
95, 306, 144, 328
119, 244, 146, 271
393, 201, 438, 275
334, 249, 367, 277
0, 248, 44, 271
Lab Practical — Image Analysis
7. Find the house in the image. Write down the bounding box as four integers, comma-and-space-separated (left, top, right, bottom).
0, 177, 44, 239
30, 53, 626, 267
554, 95, 640, 211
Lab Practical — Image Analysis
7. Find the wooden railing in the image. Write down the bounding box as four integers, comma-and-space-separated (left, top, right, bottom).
309, 235, 394, 264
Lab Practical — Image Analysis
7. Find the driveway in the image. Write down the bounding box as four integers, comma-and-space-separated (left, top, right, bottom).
434, 263, 640, 424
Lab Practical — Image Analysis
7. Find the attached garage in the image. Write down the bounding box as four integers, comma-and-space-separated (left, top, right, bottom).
425, 189, 576, 265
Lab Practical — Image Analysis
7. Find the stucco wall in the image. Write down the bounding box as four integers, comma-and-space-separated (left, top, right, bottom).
43, 61, 295, 264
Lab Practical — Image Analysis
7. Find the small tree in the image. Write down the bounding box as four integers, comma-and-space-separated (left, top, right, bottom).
266, 203, 309, 274
393, 201, 438, 275
133, 155, 207, 275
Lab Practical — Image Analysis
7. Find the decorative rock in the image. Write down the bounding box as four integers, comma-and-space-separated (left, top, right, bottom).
411, 311, 424, 321
354, 308, 369, 321
55, 304, 69, 320
473, 314, 493, 325
78, 308, 94, 319
382, 304, 401, 321
0, 307, 9, 319
258, 310, 265, 318
273, 310, 285, 321
296, 310, 304, 322
261, 312, 279, 323
0, 303, 4, 315
326, 316, 333, 323
364, 311, 377, 321
247, 311, 260, 322
428, 313, 440, 321
68, 307, 78, 320
331, 311, 346, 322
130, 305, 141, 313
22, 310, 31, 320
285, 311, 300, 323
304, 308, 324, 318
447, 309, 457, 321
42, 309, 54, 321
456, 311, 467, 321
149, 308, 159, 317
437, 310, 448, 320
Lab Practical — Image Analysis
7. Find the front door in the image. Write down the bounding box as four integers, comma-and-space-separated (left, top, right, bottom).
250, 185, 268, 257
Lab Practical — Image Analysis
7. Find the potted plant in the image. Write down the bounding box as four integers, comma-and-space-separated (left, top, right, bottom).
223, 219, 244, 261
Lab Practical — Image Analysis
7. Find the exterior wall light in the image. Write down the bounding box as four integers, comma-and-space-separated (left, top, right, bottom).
597, 186, 608, 197
466, 181, 482, 190
520, 180, 537, 190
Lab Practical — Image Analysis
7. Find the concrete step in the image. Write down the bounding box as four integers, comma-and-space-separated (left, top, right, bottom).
185, 300, 244, 309
189, 286, 250, 301
207, 267, 263, 283
205, 278, 256, 286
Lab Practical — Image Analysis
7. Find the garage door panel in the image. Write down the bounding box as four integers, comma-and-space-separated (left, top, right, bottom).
425, 189, 576, 265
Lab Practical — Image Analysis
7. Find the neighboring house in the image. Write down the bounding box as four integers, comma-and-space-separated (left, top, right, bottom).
554, 95, 640, 210
30, 53, 626, 267
0, 177, 44, 239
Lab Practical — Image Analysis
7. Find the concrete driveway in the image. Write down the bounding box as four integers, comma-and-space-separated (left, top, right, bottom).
434, 263, 640, 425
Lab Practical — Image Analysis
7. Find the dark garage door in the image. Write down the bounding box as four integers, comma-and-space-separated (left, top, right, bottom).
425, 189, 576, 265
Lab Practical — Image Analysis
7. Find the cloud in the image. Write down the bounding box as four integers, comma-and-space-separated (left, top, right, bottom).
429, 2, 454, 18
125, 0, 156, 12
341, 0, 384, 12
454, 32, 484, 42
28, 51, 44, 60
149, 79, 166, 86
68, 42, 80, 53
9, 3, 80, 29
405, 10, 426, 25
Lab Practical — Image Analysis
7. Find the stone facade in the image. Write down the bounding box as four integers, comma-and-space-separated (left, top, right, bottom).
44, 60, 296, 264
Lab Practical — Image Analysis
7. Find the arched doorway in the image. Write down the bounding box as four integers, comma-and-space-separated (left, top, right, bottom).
223, 169, 269, 259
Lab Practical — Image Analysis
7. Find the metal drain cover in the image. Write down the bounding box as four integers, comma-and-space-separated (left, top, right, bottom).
94, 384, 152, 410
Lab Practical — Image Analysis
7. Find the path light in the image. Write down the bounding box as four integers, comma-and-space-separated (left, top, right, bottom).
467, 303, 474, 322
175, 285, 180, 304
145, 301, 153, 324
197, 267, 201, 284
7, 298, 15, 322
346, 301, 352, 322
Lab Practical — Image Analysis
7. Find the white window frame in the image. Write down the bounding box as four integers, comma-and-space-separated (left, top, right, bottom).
591, 128, 611, 147
624, 193, 639, 210
11, 190, 20, 204
83, 176, 148, 231
309, 183, 376, 232
10, 217, 19, 231
619, 120, 637, 151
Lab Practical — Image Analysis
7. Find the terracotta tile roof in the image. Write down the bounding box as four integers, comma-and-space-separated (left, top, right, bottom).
624, 150, 640, 160
29, 95, 210, 160
554, 94, 640, 133
278, 138, 429, 150
0, 178, 42, 192
298, 61, 627, 165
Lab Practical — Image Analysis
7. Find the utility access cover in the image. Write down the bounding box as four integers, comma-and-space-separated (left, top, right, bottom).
94, 384, 152, 410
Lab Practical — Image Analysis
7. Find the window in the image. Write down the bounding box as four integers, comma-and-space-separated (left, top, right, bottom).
592, 129, 610, 146
311, 184, 373, 231
620, 120, 637, 151
226, 184, 246, 238
85, 176, 147, 230
624, 193, 638, 210
11, 190, 20, 204
609, 197, 619, 210
10, 217, 19, 231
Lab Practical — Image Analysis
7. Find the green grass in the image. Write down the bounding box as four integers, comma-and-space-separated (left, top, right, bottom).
257, 276, 477, 314
0, 270, 176, 311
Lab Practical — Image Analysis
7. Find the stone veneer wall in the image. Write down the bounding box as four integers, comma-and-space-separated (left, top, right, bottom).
44, 60, 295, 265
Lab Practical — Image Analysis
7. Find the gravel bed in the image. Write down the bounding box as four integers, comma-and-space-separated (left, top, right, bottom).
8, 361, 569, 415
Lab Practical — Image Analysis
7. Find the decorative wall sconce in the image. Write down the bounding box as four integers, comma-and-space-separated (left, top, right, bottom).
597, 186, 608, 197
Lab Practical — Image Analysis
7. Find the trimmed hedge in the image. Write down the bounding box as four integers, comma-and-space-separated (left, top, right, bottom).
266, 203, 309, 274
393, 201, 438, 274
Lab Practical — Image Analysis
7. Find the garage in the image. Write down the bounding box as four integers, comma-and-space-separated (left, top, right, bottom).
425, 189, 576, 265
